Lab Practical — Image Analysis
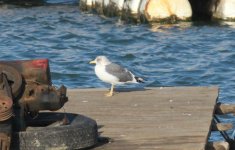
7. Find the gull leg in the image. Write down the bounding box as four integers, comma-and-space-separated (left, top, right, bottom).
105, 84, 114, 97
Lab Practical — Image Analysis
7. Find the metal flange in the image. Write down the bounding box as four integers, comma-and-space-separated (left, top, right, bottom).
0, 95, 13, 121
0, 64, 23, 99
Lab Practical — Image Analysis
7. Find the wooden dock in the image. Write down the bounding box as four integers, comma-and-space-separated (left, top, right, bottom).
64, 86, 219, 150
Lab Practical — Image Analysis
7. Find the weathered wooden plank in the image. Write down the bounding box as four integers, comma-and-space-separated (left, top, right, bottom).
211, 123, 233, 131
215, 103, 235, 114
206, 141, 229, 150
65, 86, 218, 150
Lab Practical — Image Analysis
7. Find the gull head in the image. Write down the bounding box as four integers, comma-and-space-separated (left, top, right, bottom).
89, 56, 111, 66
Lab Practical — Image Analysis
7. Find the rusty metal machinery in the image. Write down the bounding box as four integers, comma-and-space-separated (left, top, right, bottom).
0, 59, 68, 150
0, 59, 98, 150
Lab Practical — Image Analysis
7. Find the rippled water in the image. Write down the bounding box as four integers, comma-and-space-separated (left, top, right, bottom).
1, 1, 235, 142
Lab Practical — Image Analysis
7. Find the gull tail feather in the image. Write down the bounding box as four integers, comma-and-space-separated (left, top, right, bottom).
135, 77, 144, 83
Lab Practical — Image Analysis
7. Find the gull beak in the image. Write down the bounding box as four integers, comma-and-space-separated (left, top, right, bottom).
89, 60, 96, 64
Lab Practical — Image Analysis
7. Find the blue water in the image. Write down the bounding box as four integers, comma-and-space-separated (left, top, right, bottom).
1, 1, 235, 142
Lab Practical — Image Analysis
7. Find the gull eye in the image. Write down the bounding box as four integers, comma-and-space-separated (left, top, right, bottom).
97, 58, 101, 62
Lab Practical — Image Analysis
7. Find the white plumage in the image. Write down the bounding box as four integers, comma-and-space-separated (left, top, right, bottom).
89, 56, 143, 97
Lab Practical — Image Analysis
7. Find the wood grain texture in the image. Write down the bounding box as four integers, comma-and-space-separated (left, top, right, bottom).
64, 86, 218, 150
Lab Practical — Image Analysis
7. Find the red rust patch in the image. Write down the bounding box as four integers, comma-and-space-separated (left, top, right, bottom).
31, 59, 49, 71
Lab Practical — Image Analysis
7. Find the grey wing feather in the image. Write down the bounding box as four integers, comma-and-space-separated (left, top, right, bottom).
105, 63, 133, 82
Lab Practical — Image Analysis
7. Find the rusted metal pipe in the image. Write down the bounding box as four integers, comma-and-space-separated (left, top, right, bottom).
22, 82, 68, 113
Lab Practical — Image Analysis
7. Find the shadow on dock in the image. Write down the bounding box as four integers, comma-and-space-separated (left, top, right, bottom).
114, 87, 149, 93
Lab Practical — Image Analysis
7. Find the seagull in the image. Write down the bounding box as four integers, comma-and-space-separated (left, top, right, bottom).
89, 56, 144, 97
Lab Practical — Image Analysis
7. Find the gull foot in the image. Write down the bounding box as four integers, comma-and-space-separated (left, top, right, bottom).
105, 92, 113, 97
